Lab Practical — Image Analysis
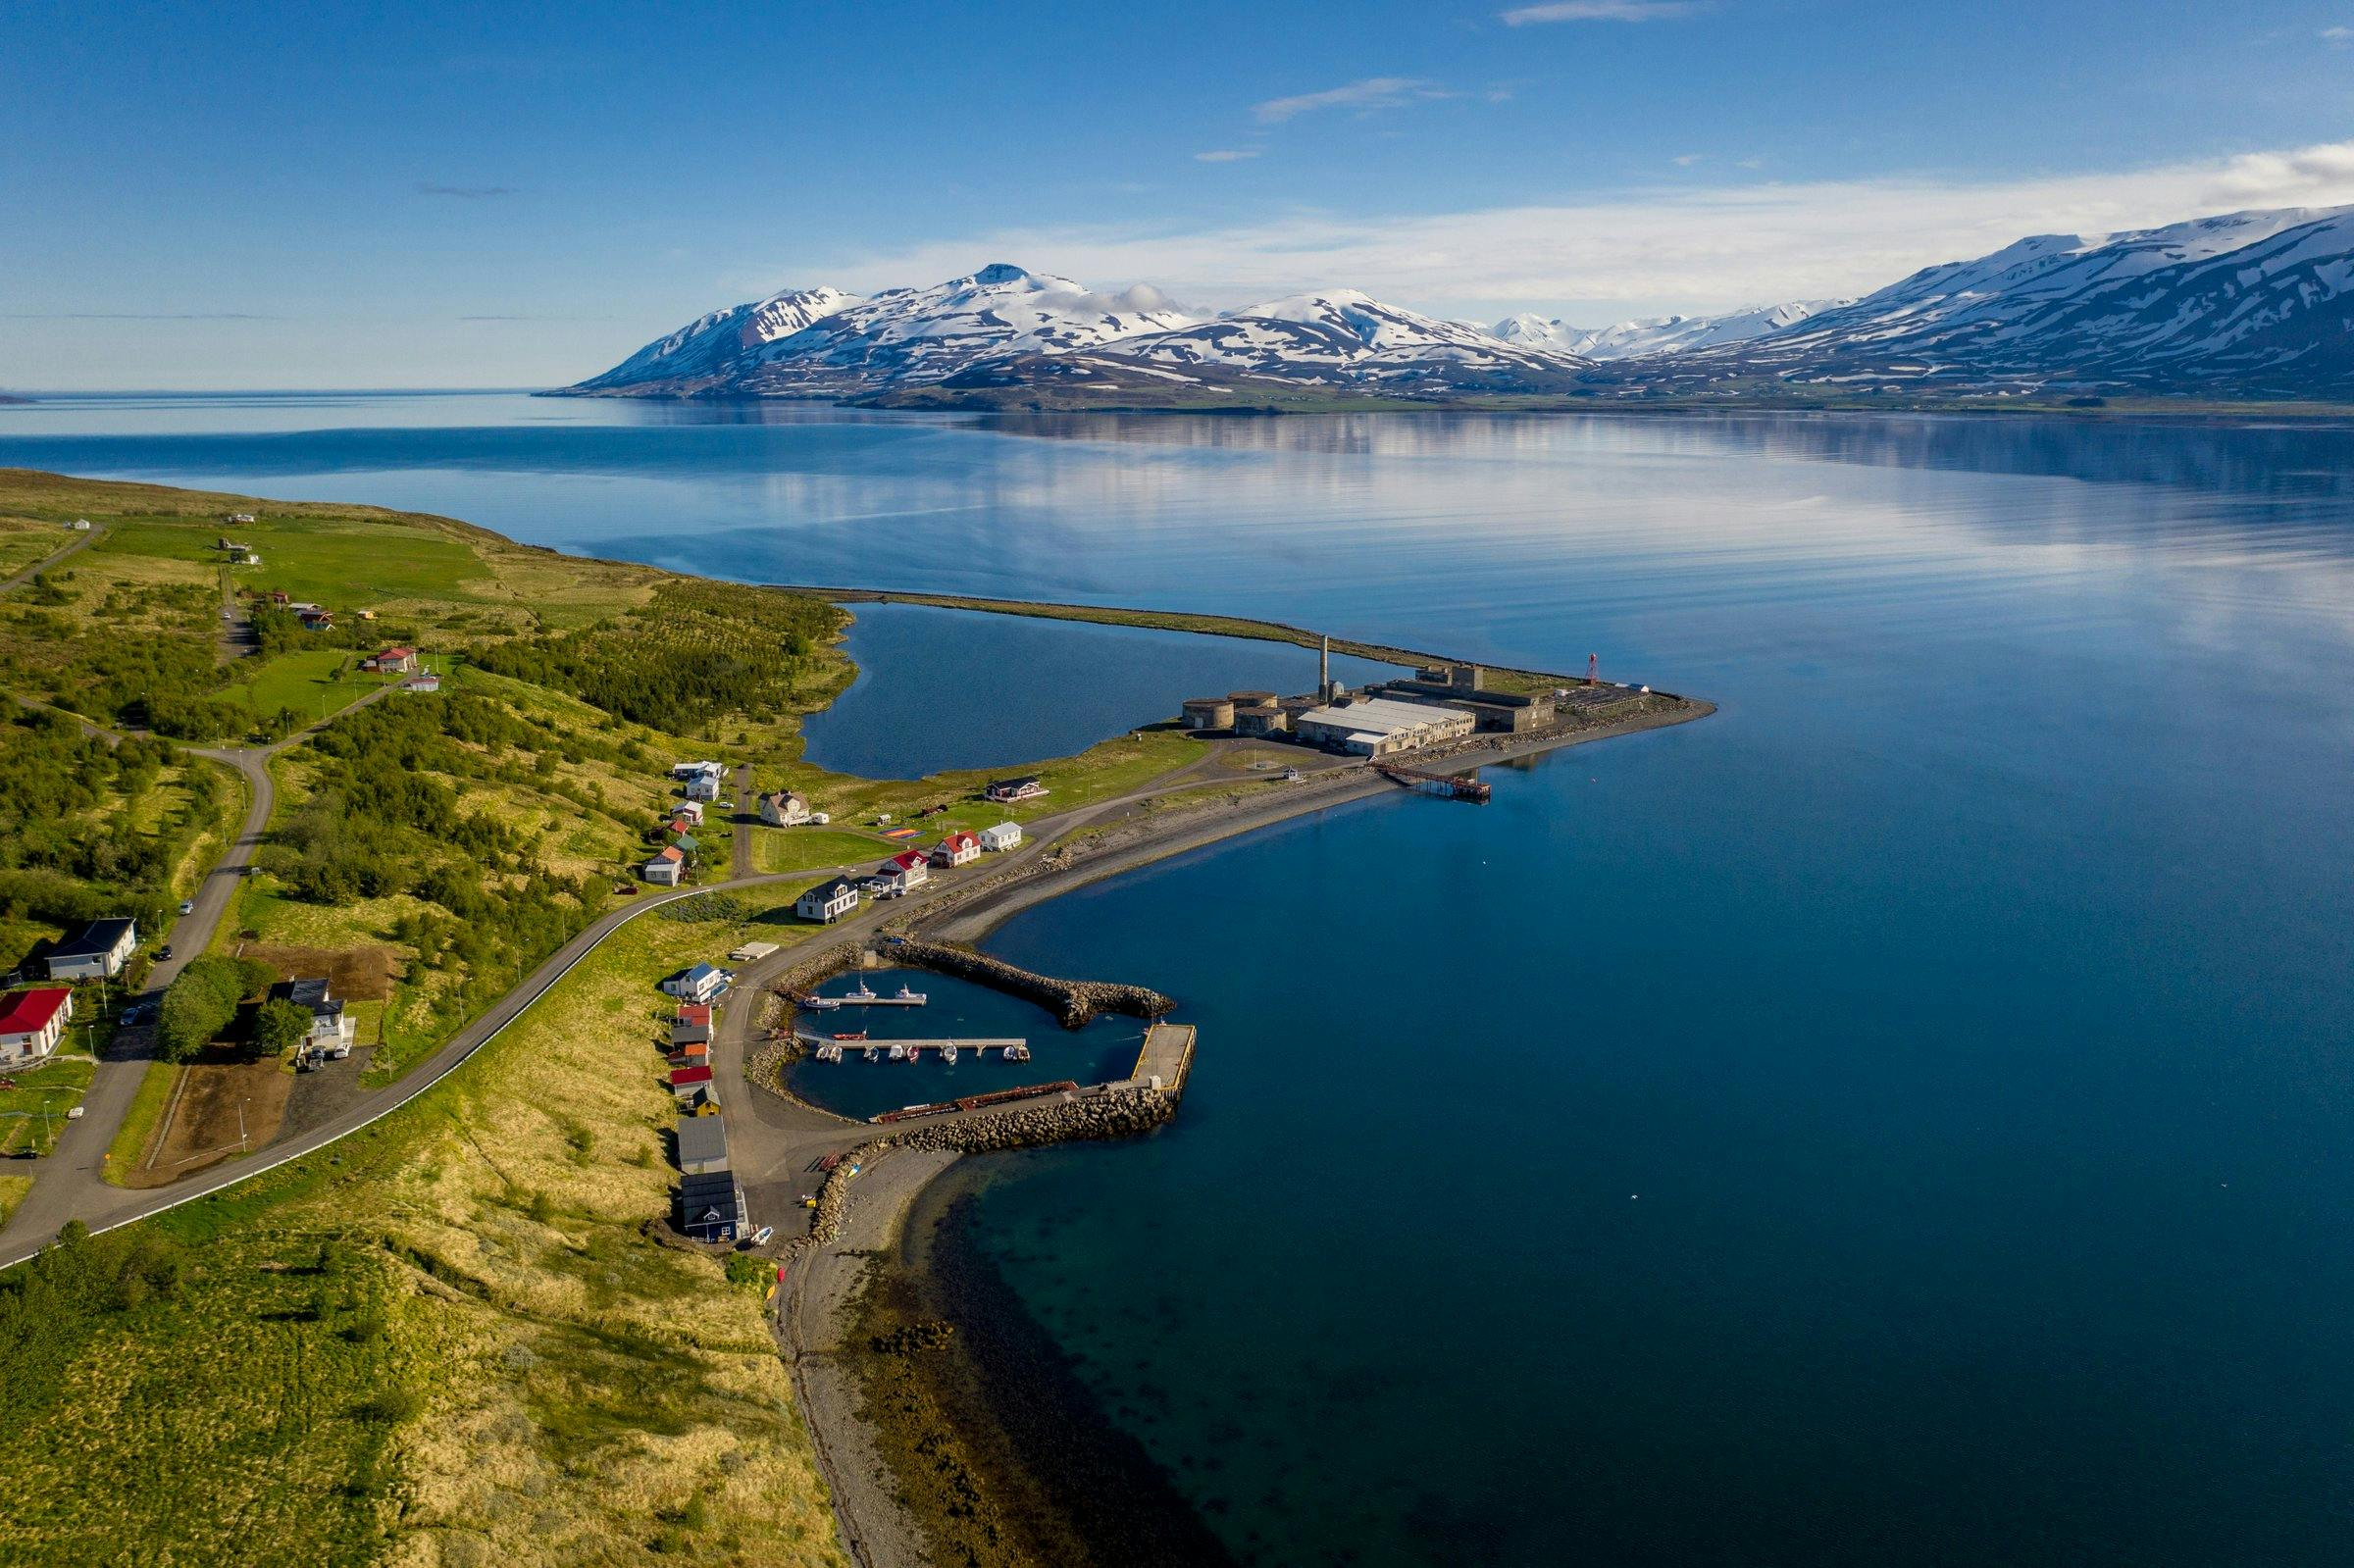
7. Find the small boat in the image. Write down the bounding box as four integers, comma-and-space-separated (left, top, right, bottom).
802, 995, 841, 1011
863, 1046, 879, 1062
813, 1043, 842, 1062
888, 1043, 906, 1061
895, 985, 928, 1003
750, 1226, 775, 1245
831, 1031, 867, 1042
843, 982, 877, 1002
1004, 1043, 1031, 1062
941, 1042, 959, 1064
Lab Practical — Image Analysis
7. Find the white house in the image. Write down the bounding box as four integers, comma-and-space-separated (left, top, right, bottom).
758, 789, 811, 827
46, 918, 137, 981
978, 822, 1023, 852
0, 987, 73, 1064
875, 850, 931, 895
670, 760, 724, 782
795, 876, 860, 924
662, 963, 733, 1003
272, 978, 354, 1060
642, 845, 687, 885
683, 773, 721, 803
931, 830, 981, 868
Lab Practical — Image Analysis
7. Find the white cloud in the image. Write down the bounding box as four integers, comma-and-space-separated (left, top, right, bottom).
1253, 77, 1440, 124
1194, 148, 1261, 163
793, 139, 2354, 322
2326, 24, 2354, 42
1502, 1, 1700, 24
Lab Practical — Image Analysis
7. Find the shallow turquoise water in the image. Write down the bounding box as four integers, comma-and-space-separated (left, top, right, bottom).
7, 394, 2353, 1564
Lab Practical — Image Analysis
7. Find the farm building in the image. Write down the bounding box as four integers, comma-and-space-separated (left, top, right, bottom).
979, 822, 1023, 852
1293, 697, 1476, 757
675, 1170, 747, 1242
759, 789, 811, 827
796, 876, 859, 924
676, 1114, 730, 1176
642, 845, 687, 885
0, 987, 74, 1064
931, 830, 981, 868
45, 918, 136, 981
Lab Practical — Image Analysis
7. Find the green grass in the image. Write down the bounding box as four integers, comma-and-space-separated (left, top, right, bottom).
752, 826, 896, 875
0, 1057, 97, 1157
102, 1060, 179, 1185
98, 516, 490, 609
216, 646, 384, 722
0, 1173, 28, 1229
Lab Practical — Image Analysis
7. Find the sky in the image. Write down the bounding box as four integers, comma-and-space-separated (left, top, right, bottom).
8, 0, 2354, 389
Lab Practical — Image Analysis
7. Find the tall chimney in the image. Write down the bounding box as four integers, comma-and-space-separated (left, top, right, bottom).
1319, 634, 1330, 692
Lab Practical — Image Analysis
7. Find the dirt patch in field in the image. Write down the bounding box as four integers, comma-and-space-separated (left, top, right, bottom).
237, 942, 397, 1001
124, 1050, 293, 1188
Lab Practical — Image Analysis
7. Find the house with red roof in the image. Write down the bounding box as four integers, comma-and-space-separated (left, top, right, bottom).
668, 1063, 714, 1097
0, 986, 74, 1065
642, 843, 687, 886
931, 830, 982, 868
361, 645, 418, 674
875, 848, 931, 896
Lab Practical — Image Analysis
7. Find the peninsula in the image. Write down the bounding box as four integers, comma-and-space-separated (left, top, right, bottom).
0, 467, 1706, 1566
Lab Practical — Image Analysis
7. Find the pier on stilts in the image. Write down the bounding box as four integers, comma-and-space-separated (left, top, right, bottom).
1375, 763, 1491, 802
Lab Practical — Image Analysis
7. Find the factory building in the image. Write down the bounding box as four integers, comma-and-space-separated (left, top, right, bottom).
1293, 696, 1476, 757
1376, 679, 1552, 733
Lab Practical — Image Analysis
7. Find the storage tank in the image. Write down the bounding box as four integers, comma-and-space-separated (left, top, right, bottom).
1181, 697, 1236, 731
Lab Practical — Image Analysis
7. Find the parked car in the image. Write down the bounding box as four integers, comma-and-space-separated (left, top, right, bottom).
158, 944, 173, 961
179, 898, 194, 916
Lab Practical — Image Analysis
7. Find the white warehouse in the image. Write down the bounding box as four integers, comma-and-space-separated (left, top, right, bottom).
1292, 697, 1475, 757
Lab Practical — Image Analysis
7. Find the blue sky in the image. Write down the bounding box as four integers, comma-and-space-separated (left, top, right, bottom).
8, 0, 2354, 388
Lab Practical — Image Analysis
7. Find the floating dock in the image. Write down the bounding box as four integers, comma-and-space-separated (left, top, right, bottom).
803, 1035, 1031, 1063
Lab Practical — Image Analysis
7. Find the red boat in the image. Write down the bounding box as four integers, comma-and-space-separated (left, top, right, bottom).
831, 1031, 868, 1042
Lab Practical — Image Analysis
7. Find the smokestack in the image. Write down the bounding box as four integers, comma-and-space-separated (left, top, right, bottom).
1319, 634, 1330, 694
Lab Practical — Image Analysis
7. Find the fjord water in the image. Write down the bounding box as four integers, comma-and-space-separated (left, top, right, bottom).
7, 395, 2354, 1563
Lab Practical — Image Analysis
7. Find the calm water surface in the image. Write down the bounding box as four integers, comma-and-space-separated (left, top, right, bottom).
6, 393, 2353, 1564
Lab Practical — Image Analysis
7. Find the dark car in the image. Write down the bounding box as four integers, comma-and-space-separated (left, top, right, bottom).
158, 944, 174, 961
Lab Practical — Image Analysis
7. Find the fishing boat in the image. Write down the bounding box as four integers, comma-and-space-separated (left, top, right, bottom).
843, 981, 877, 1002
1004, 1043, 1031, 1062
831, 1031, 867, 1042
887, 1043, 907, 1061
894, 984, 928, 1003
941, 1042, 959, 1064
801, 995, 841, 1011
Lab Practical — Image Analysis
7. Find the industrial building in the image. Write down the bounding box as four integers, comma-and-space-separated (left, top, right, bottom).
1180, 696, 1235, 731
1293, 696, 1477, 757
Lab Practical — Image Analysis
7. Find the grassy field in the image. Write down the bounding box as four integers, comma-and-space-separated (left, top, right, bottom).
0, 891, 849, 1567
0, 1055, 96, 1157
103, 1059, 179, 1180
0, 1173, 28, 1228
216, 646, 385, 722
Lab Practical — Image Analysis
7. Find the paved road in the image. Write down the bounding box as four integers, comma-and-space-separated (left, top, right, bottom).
0, 523, 105, 594
0, 684, 398, 1262
732, 763, 755, 881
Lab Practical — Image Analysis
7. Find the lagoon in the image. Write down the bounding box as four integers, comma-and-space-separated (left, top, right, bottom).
6, 393, 2354, 1563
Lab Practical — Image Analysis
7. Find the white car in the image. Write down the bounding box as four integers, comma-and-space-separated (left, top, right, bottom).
179, 899, 194, 915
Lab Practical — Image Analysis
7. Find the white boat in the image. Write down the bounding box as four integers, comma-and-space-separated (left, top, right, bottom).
843, 982, 877, 1002
941, 1042, 959, 1064
888, 1043, 906, 1061
895, 985, 928, 1003
863, 1046, 879, 1062
802, 995, 841, 1011
813, 1043, 842, 1062
1004, 1043, 1031, 1062
751, 1226, 775, 1245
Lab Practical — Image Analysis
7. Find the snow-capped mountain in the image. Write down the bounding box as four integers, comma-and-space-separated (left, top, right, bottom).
1070, 289, 1592, 393
1501, 300, 1844, 360
1642, 206, 2354, 396
557, 206, 2354, 406
568, 286, 860, 393
562, 265, 1190, 398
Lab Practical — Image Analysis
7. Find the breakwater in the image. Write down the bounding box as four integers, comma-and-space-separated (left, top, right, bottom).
888, 939, 1173, 1028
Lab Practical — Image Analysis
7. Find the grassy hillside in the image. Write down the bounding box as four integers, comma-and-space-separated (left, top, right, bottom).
0, 892, 848, 1567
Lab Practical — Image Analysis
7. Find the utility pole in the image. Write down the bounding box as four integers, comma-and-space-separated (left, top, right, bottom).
238, 1097, 248, 1153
